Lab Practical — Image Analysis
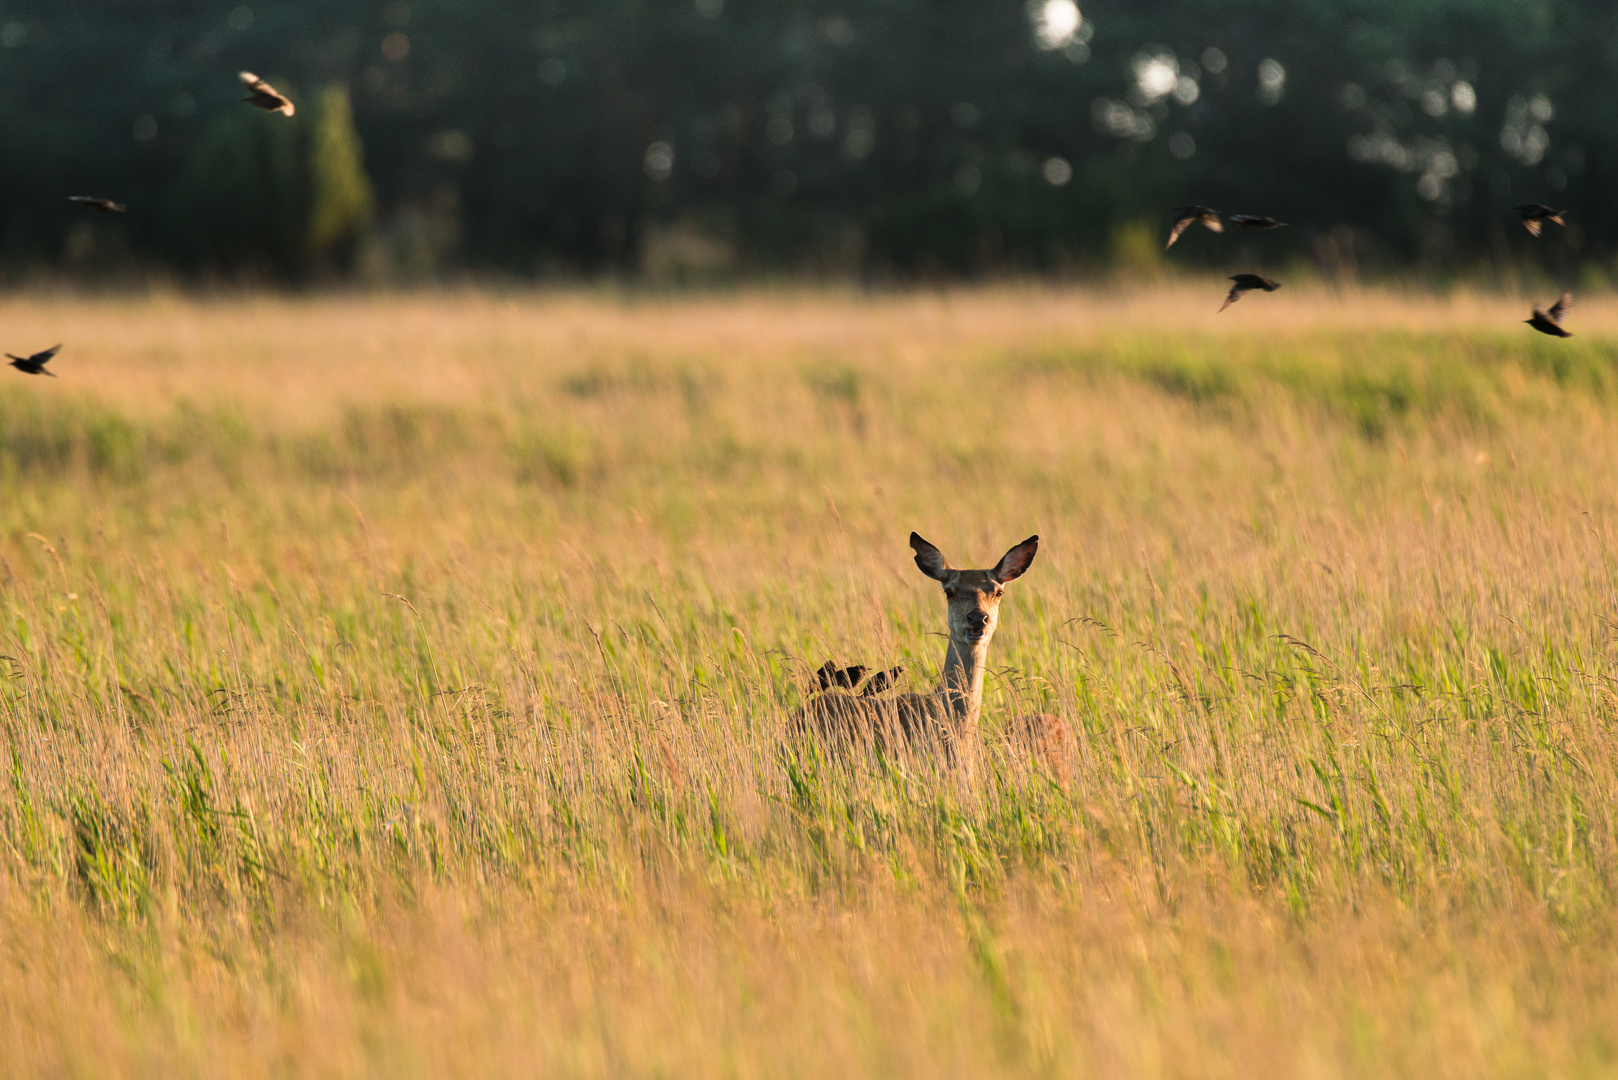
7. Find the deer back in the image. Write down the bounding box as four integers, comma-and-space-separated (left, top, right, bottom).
792, 691, 957, 757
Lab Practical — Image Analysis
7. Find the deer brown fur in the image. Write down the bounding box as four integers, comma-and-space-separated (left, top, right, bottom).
793, 532, 1074, 781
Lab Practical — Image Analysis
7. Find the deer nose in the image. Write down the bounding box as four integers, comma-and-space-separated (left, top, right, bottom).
968, 611, 990, 629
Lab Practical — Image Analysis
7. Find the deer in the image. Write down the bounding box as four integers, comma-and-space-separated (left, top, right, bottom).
792, 532, 1074, 782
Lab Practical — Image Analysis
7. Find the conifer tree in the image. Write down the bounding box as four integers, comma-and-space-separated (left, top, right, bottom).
306, 87, 374, 268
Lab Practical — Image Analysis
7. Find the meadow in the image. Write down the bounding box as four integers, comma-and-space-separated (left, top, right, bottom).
3, 284, 1618, 1078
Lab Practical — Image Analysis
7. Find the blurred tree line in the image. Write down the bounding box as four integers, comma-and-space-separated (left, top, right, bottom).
0, 0, 1611, 281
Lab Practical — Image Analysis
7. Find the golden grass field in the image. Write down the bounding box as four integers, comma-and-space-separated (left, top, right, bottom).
3, 283, 1618, 1078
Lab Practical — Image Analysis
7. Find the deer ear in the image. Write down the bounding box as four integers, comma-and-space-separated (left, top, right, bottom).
909, 532, 951, 582
992, 535, 1039, 583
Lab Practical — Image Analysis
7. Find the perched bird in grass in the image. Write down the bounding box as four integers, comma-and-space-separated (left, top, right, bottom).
1525, 292, 1573, 337
1166, 205, 1222, 249
68, 196, 126, 213
1219, 274, 1281, 312
857, 665, 904, 698
1515, 204, 1566, 237
240, 71, 295, 116
7, 344, 60, 376
815, 661, 903, 696
1229, 214, 1286, 230
816, 662, 867, 692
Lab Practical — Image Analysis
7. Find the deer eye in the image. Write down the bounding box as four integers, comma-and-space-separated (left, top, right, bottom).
992, 586, 1004, 598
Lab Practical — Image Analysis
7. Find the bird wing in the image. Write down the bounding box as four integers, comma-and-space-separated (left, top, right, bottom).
1165, 216, 1194, 250
34, 345, 61, 363
1200, 212, 1224, 233
261, 87, 294, 115
1218, 285, 1243, 313
243, 75, 296, 116
1523, 219, 1542, 238
1548, 292, 1573, 323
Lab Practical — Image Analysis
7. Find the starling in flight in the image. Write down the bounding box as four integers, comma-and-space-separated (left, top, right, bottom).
7, 344, 60, 376
1525, 292, 1572, 337
68, 196, 126, 213
1219, 274, 1281, 312
1515, 204, 1566, 238
1166, 205, 1223, 249
240, 71, 295, 116
1229, 214, 1286, 230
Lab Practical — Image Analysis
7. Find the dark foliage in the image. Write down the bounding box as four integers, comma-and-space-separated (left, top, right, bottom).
0, 0, 1609, 278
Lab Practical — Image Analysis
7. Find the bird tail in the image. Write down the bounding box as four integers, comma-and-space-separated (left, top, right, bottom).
1550, 214, 1565, 226
43, 369, 56, 377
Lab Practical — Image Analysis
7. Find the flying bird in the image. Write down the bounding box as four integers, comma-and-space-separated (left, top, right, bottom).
240, 71, 295, 116
1229, 214, 1286, 230
1219, 273, 1281, 312
1515, 204, 1565, 238
1166, 205, 1223, 249
7, 344, 60, 377
1525, 292, 1573, 337
68, 196, 126, 213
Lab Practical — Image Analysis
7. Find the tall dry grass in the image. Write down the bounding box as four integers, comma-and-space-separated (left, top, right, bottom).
3, 284, 1618, 1077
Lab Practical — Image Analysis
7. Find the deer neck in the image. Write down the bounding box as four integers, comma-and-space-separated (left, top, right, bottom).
940, 634, 990, 729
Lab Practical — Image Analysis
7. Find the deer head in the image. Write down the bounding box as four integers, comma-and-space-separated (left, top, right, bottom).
909, 532, 1039, 648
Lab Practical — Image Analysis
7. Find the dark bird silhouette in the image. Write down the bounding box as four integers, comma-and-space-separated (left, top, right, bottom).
858, 665, 904, 698
1229, 214, 1286, 230
240, 71, 295, 116
1166, 205, 1222, 249
68, 196, 126, 213
1525, 292, 1573, 337
815, 662, 868, 692
1219, 274, 1281, 312
1515, 204, 1566, 238
814, 660, 903, 696
7, 344, 60, 377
